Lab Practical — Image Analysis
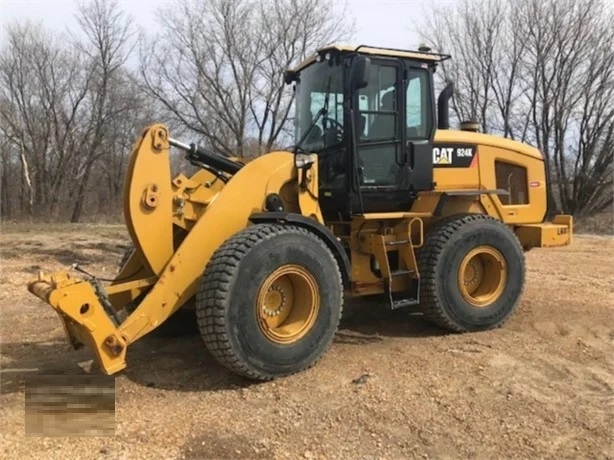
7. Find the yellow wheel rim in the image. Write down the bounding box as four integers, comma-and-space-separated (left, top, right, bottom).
458, 246, 507, 308
256, 264, 320, 344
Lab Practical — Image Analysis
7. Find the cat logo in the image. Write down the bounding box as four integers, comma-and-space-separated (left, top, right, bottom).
432, 147, 453, 164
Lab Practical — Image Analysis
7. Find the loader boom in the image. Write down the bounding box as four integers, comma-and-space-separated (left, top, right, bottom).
28, 123, 321, 374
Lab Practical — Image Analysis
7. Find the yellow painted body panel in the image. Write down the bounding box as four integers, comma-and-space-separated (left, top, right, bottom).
118, 151, 301, 343
123, 124, 174, 274
515, 215, 573, 249
28, 273, 127, 374
477, 145, 547, 224
25, 122, 572, 376
434, 129, 544, 160
430, 129, 547, 224
347, 214, 424, 295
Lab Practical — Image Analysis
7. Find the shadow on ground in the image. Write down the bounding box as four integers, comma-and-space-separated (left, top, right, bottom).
120, 296, 447, 393
338, 296, 447, 341
1, 297, 448, 396
1, 341, 93, 395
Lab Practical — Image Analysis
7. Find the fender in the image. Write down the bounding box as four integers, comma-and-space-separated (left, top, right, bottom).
249, 212, 351, 287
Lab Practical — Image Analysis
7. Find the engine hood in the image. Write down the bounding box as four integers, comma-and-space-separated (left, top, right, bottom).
433, 129, 543, 161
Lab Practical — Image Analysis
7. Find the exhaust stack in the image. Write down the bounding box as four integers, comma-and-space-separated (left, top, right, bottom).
437, 82, 454, 130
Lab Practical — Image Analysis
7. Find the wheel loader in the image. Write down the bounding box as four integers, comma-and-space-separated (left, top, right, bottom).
27, 44, 572, 381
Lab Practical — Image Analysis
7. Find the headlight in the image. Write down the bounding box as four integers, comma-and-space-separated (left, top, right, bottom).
294, 153, 317, 169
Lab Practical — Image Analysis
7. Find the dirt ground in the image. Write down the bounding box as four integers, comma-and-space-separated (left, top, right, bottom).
0, 223, 612, 459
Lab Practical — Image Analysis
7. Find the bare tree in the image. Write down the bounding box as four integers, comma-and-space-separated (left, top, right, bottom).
0, 21, 90, 219
67, 0, 139, 222
0, 0, 152, 222
418, 0, 614, 218
1, 0, 354, 222
92, 74, 158, 217
138, 0, 354, 158
0, 131, 14, 219
519, 0, 614, 217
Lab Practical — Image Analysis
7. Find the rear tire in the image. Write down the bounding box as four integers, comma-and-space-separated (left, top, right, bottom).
417, 214, 525, 332
196, 223, 344, 381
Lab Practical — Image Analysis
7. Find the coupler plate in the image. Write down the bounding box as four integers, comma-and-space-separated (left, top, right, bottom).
27, 271, 128, 375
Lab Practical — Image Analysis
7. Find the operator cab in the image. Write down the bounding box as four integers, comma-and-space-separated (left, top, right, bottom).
284, 44, 452, 219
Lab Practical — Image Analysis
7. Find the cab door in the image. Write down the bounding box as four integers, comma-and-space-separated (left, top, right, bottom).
403, 64, 436, 192
349, 59, 434, 213
350, 58, 408, 213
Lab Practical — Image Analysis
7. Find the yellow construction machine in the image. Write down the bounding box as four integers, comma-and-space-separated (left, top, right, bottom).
27, 44, 572, 381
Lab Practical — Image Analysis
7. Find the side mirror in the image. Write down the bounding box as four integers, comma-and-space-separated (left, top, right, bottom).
350, 55, 371, 89
283, 70, 297, 85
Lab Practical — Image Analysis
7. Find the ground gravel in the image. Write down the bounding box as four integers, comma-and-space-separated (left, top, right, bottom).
1, 224, 612, 459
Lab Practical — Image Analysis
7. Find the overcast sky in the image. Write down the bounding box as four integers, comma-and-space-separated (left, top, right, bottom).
1, 0, 459, 51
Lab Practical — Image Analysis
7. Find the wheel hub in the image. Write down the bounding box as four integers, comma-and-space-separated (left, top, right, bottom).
256, 264, 320, 344
262, 285, 287, 317
458, 246, 507, 308
463, 258, 485, 290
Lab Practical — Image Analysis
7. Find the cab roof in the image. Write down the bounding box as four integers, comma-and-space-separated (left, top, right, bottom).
290, 43, 451, 73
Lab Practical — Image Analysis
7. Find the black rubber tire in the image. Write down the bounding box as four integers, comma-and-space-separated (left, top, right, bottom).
417, 214, 525, 332
196, 223, 344, 381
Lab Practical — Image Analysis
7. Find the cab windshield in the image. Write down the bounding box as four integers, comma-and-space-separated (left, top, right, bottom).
294, 59, 344, 152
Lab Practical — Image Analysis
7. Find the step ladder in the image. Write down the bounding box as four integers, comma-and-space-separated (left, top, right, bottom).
369, 229, 421, 310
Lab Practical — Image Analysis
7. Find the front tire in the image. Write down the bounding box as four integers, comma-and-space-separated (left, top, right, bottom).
196, 224, 344, 381
417, 214, 525, 332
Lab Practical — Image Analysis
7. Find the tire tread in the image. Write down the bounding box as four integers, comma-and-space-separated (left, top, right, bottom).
417, 213, 526, 332
196, 223, 343, 380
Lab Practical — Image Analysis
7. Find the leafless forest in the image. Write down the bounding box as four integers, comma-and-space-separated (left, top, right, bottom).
0, 0, 612, 224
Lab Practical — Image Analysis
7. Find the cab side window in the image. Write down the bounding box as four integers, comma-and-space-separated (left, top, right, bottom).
405, 70, 430, 139
358, 65, 397, 141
